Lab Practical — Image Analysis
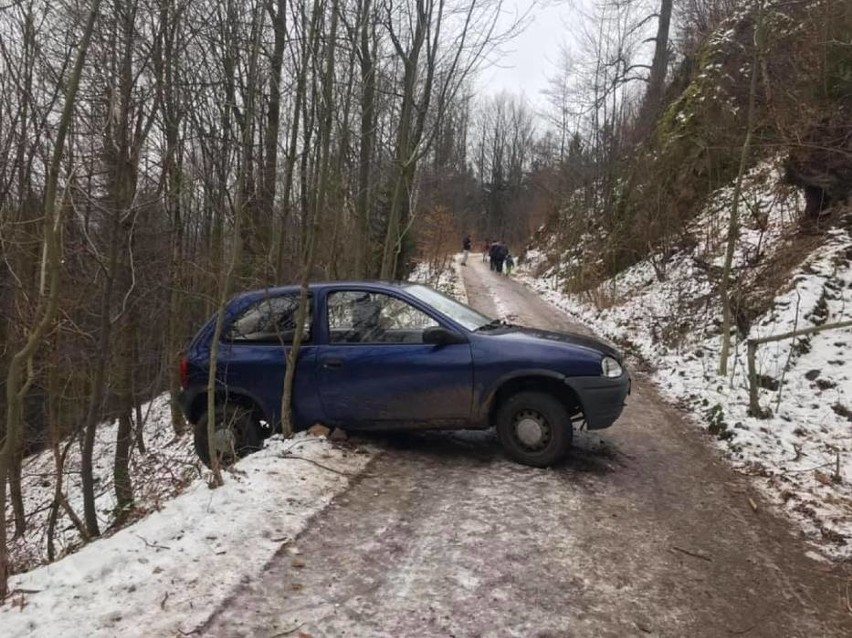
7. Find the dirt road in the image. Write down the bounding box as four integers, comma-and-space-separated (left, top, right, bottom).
203, 258, 851, 637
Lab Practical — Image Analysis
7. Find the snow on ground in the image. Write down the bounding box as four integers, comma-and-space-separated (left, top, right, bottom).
8, 394, 198, 574
410, 256, 469, 304
518, 159, 852, 560
1, 428, 374, 637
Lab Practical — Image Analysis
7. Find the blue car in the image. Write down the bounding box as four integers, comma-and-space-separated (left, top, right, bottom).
179, 282, 630, 468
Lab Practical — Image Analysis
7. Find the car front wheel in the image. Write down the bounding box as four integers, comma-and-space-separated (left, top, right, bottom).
495, 391, 572, 467
194, 404, 263, 468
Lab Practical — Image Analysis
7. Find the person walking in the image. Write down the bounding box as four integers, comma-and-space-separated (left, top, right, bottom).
494, 240, 508, 274
489, 241, 500, 271
505, 252, 515, 276
482, 239, 490, 262
461, 234, 471, 266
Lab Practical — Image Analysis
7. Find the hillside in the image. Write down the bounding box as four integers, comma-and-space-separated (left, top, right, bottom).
519, 158, 852, 558
511, 0, 852, 559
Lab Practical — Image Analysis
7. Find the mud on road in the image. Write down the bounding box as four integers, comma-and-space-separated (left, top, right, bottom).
203, 259, 851, 637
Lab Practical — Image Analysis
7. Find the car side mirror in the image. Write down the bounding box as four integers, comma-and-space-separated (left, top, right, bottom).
423, 326, 465, 346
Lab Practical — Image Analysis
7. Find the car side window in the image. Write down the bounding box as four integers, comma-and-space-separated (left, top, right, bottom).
327, 291, 438, 344
226, 295, 312, 344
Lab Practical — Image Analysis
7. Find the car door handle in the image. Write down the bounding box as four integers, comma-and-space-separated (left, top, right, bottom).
322, 358, 343, 369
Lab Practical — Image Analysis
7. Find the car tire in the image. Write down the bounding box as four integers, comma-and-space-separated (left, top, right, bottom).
495, 391, 572, 467
194, 403, 263, 468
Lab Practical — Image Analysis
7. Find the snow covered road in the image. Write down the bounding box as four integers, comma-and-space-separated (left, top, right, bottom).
203, 258, 851, 637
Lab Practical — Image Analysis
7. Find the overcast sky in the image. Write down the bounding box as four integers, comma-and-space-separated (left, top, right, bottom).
477, 0, 584, 108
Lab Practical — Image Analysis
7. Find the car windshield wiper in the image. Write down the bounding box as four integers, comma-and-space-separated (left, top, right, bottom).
476, 318, 508, 331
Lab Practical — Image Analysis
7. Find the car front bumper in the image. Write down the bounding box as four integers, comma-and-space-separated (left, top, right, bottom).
566, 373, 631, 430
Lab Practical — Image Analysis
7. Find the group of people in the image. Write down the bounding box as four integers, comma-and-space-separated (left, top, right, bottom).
459, 235, 514, 275
486, 239, 514, 275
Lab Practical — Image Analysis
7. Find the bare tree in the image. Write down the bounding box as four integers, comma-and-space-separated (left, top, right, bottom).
282, 0, 340, 436
641, 0, 673, 122
353, 0, 378, 277
205, 0, 266, 486
156, 0, 191, 436
719, 3, 763, 376
0, 0, 103, 597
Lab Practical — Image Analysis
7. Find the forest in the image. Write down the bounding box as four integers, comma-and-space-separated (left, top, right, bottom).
1, 0, 850, 597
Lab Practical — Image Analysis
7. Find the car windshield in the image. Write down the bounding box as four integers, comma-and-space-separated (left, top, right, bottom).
403, 284, 492, 331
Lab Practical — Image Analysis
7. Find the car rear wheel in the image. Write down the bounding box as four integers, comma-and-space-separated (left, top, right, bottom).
194, 404, 263, 468
495, 391, 572, 467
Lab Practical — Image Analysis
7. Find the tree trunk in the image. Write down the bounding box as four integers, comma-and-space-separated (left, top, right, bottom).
273, 0, 319, 281
106, 0, 145, 524
205, 0, 265, 484
132, 327, 146, 454
641, 0, 673, 124
379, 0, 445, 279
719, 5, 762, 376
80, 255, 115, 538
113, 411, 135, 523
379, 45, 423, 277
0, 0, 102, 597
9, 453, 25, 538
157, 0, 189, 436
282, 0, 338, 435
261, 0, 287, 280
355, 0, 376, 277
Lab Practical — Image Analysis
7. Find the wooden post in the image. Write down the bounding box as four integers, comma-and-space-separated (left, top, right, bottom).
746, 319, 852, 418
747, 339, 760, 416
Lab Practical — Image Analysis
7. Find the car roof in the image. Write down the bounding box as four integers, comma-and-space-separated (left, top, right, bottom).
231, 280, 417, 303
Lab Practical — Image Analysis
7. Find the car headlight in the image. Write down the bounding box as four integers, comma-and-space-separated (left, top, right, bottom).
601, 356, 623, 378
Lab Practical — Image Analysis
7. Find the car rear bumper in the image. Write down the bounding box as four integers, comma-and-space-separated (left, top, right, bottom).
567, 373, 630, 430
178, 388, 199, 422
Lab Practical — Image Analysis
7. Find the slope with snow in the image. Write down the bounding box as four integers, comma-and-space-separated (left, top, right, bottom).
8, 395, 198, 573
3, 392, 377, 636
518, 159, 852, 559
410, 257, 469, 304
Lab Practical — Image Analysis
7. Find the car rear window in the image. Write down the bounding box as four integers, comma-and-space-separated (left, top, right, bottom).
226, 295, 312, 344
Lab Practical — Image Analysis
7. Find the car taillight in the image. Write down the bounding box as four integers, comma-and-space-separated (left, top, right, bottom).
179, 355, 189, 389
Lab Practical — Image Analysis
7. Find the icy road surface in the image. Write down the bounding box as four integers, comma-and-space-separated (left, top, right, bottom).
204, 259, 851, 637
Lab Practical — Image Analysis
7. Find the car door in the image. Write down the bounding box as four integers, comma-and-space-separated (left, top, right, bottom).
317, 289, 473, 426
219, 293, 319, 426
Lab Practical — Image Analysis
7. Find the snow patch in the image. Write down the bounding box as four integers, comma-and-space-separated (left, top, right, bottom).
1, 433, 374, 637
410, 255, 469, 304
8, 394, 198, 573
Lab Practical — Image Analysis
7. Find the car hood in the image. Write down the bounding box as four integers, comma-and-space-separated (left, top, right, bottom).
487, 325, 623, 361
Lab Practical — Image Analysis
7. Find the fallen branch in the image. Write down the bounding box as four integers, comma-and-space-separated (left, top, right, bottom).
790, 444, 803, 462
832, 447, 841, 483
134, 534, 171, 551
279, 453, 355, 477
58, 492, 90, 542
670, 545, 712, 562
3, 588, 41, 597
747, 319, 852, 416
729, 618, 762, 635
279, 438, 325, 455
270, 622, 305, 637
781, 461, 835, 475
729, 609, 772, 635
